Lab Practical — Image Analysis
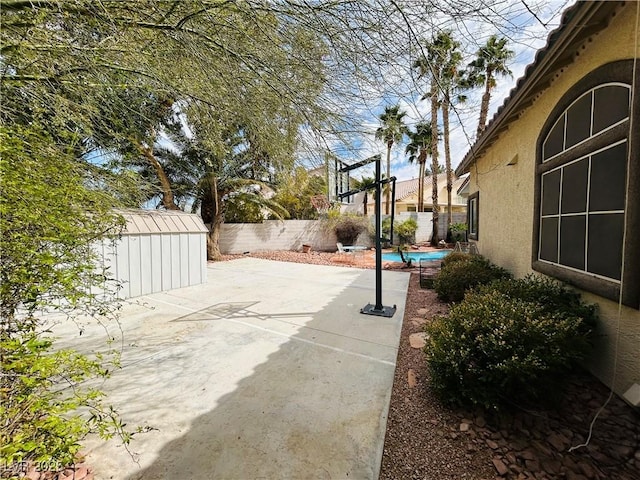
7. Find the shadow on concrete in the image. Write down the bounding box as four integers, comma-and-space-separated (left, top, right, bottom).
117, 266, 407, 480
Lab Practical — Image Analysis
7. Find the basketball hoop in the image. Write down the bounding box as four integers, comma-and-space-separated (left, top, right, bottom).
311, 195, 331, 217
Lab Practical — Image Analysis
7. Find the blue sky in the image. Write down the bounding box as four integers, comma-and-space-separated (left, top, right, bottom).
313, 0, 577, 182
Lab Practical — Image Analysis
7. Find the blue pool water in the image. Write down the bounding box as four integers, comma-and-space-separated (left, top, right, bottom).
382, 250, 451, 262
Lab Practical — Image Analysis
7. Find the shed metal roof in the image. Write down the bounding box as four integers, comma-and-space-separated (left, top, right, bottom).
118, 209, 209, 235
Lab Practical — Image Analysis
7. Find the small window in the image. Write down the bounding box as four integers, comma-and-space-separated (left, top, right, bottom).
467, 192, 479, 240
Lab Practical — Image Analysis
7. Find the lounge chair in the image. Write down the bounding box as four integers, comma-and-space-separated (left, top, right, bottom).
337, 242, 366, 254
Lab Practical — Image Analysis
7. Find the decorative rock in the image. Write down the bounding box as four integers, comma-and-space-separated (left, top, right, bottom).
416, 308, 430, 317
565, 472, 588, 480
74, 467, 89, 479
486, 439, 499, 450
460, 422, 470, 432
518, 450, 536, 461
25, 468, 40, 480
541, 459, 561, 475
475, 416, 486, 428
492, 457, 509, 476
407, 369, 417, 388
548, 432, 570, 452
524, 459, 539, 473
411, 317, 427, 326
577, 461, 596, 479
563, 455, 578, 470
409, 332, 427, 349
532, 440, 552, 457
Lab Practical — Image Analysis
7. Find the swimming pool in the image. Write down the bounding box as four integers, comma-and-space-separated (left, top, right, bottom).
382, 250, 451, 262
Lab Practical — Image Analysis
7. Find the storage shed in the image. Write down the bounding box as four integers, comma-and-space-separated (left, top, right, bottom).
101, 209, 209, 299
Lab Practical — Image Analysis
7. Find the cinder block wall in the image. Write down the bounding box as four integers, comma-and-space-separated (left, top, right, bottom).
217, 212, 467, 254
219, 220, 339, 254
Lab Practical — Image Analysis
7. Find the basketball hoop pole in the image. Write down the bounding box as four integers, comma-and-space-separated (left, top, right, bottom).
337, 154, 396, 318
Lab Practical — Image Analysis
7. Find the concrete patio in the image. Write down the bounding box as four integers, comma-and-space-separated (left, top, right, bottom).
52, 258, 409, 479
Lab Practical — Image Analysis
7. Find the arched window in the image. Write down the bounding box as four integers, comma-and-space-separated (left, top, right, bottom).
533, 61, 639, 308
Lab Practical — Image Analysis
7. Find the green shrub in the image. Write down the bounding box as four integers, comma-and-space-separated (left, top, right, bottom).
475, 275, 598, 333
434, 255, 511, 302
332, 214, 368, 245
395, 218, 418, 245
441, 251, 473, 267
425, 277, 597, 410
380, 217, 392, 241
448, 222, 467, 243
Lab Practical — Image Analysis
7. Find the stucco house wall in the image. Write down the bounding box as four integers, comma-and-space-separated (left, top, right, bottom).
463, 3, 639, 398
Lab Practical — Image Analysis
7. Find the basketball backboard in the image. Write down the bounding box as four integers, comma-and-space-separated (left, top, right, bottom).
326, 153, 352, 204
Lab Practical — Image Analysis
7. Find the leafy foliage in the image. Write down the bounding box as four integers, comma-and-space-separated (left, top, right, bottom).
448, 222, 467, 242
394, 218, 418, 245
434, 255, 511, 302
425, 276, 597, 410
0, 126, 132, 468
2, 334, 106, 466
331, 214, 369, 246
0, 126, 123, 321
271, 168, 327, 220
440, 251, 473, 267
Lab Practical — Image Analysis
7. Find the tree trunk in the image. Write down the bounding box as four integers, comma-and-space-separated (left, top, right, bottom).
206, 175, 225, 261
207, 212, 224, 261
363, 191, 368, 216
417, 159, 425, 212
138, 143, 180, 210
443, 97, 453, 228
385, 141, 392, 215
477, 69, 494, 136
430, 78, 440, 245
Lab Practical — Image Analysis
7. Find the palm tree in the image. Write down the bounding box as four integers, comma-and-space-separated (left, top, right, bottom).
375, 105, 409, 215
405, 123, 433, 213
424, 163, 445, 177
353, 176, 377, 215
414, 34, 449, 245
467, 35, 514, 136
437, 32, 466, 230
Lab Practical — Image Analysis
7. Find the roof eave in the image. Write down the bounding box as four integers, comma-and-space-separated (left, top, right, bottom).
455, 1, 615, 177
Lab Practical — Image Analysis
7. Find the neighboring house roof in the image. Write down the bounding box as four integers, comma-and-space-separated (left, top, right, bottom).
456, 175, 470, 196
456, 1, 620, 176
118, 209, 209, 234
371, 175, 467, 205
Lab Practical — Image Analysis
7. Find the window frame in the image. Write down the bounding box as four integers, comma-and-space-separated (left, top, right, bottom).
532, 60, 640, 308
467, 191, 479, 240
